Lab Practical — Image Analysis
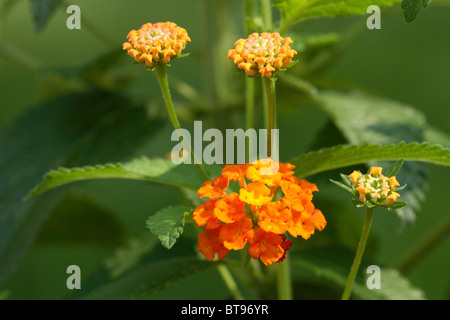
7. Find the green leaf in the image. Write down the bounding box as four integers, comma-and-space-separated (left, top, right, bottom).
317, 90, 429, 225
291, 248, 426, 299
402, 0, 433, 23
385, 159, 405, 177
424, 127, 450, 148
368, 268, 426, 299
279, 77, 434, 225
27, 164, 139, 198
29, 0, 63, 32
330, 179, 355, 194
83, 257, 218, 300
352, 198, 365, 207
123, 157, 207, 189
291, 247, 378, 299
395, 184, 408, 191
0, 89, 164, 289
386, 201, 409, 211
69, 229, 201, 299
317, 91, 427, 145
274, 0, 401, 34
291, 142, 450, 178
103, 234, 159, 280
364, 201, 377, 208
146, 206, 193, 250
29, 158, 205, 198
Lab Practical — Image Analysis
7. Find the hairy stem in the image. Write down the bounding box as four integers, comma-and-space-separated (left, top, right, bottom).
342, 207, 374, 300
154, 64, 210, 181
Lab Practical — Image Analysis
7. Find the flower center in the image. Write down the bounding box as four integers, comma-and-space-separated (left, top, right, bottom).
244, 34, 280, 57
358, 175, 390, 200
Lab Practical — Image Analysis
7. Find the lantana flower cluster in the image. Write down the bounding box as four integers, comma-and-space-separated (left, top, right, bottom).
227, 32, 297, 77
349, 167, 400, 206
122, 21, 191, 67
194, 160, 326, 265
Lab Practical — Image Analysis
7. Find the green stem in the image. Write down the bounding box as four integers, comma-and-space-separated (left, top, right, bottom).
217, 264, 245, 300
262, 77, 276, 157
341, 207, 375, 300
155, 64, 182, 129
154, 64, 210, 181
277, 257, 293, 300
261, 0, 273, 31
245, 77, 255, 162
245, 77, 255, 130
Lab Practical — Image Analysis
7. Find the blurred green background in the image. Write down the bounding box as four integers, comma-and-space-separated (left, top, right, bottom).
0, 0, 448, 299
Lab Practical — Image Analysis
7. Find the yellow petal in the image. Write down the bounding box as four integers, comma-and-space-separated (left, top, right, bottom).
348, 171, 362, 185
370, 167, 383, 176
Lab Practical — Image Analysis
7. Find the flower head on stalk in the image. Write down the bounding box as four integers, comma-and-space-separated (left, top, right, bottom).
194, 159, 326, 265
331, 160, 408, 211
123, 21, 191, 68
227, 32, 297, 77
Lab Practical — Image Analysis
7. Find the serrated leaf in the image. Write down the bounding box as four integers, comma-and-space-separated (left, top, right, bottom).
146, 206, 193, 249
280, 77, 435, 226
0, 89, 164, 290
29, 0, 63, 32
385, 159, 405, 178
317, 91, 429, 225
27, 164, 139, 198
28, 158, 206, 198
83, 257, 218, 300
401, 0, 433, 23
291, 142, 450, 178
274, 0, 401, 34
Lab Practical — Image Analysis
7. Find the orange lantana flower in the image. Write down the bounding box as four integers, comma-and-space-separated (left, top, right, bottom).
239, 182, 272, 206
248, 228, 284, 266
257, 201, 293, 234
214, 193, 246, 223
198, 228, 229, 261
193, 199, 221, 230
198, 175, 229, 200
219, 218, 253, 250
193, 159, 325, 265
227, 32, 297, 77
123, 22, 191, 67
